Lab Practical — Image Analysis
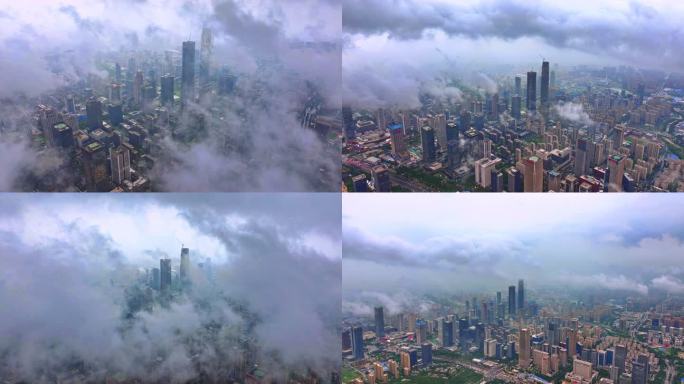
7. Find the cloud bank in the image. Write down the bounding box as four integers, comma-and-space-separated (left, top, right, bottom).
0, 194, 341, 382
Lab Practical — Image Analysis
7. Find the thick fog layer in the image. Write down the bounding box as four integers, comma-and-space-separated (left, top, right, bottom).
0, 194, 341, 382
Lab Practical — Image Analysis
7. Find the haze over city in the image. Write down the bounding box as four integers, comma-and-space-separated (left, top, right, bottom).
0, 0, 341, 192
341, 193, 684, 384
343, 193, 684, 305
342, 0, 684, 193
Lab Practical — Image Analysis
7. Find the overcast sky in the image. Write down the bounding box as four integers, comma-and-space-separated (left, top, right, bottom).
342, 0, 684, 108
0, 193, 340, 381
343, 194, 684, 314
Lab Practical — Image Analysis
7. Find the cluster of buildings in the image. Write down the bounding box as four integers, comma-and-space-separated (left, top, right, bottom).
342, 61, 681, 192
27, 28, 239, 191
341, 279, 678, 384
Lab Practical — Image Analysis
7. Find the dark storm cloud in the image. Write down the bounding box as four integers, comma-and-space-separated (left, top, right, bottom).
343, 0, 684, 70
0, 195, 340, 381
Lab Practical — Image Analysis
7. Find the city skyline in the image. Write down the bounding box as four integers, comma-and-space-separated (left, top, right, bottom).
343, 0, 684, 108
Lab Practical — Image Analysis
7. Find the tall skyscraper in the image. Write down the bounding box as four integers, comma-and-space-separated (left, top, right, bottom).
416, 319, 427, 344
161, 74, 175, 106
614, 344, 627, 374
517, 279, 525, 313
199, 27, 213, 95
511, 95, 521, 119
351, 326, 364, 360
523, 156, 543, 192
496, 291, 502, 318
65, 95, 76, 113
160, 258, 172, 291
152, 267, 160, 290
508, 285, 516, 317
110, 145, 131, 185
526, 71, 537, 112
86, 98, 103, 130
568, 328, 577, 358
342, 106, 355, 140
540, 60, 550, 109
388, 122, 408, 158
82, 141, 109, 192
133, 70, 144, 107
181, 41, 196, 104
180, 247, 190, 283
372, 165, 391, 192
374, 306, 385, 338
421, 126, 436, 163
631, 354, 649, 384
519, 328, 530, 367
421, 343, 433, 366
52, 123, 73, 149
607, 154, 625, 192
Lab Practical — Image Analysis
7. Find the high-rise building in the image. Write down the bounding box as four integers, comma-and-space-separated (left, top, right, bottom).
541, 61, 550, 109
110, 83, 121, 102
517, 279, 525, 313
86, 98, 103, 130
133, 70, 144, 107
388, 122, 408, 158
65, 95, 76, 113
512, 95, 521, 119
515, 75, 522, 96
351, 326, 364, 360
374, 306, 385, 338
631, 354, 648, 384
421, 343, 432, 366
199, 27, 213, 95
52, 122, 74, 149
439, 318, 453, 347
352, 174, 368, 192
421, 126, 436, 163
108, 103, 123, 126
82, 141, 109, 192
519, 328, 531, 367
507, 167, 523, 192
342, 106, 355, 140
573, 359, 593, 380
110, 145, 131, 185
151, 267, 160, 290
526, 71, 537, 112
115, 62, 122, 82
508, 285, 516, 317
523, 156, 543, 192
372, 165, 391, 192
181, 41, 196, 104
607, 154, 625, 192
160, 258, 172, 291
614, 344, 627, 374
434, 113, 447, 149
416, 319, 427, 344
180, 247, 190, 283
568, 328, 577, 358
161, 74, 175, 106
400, 351, 411, 375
